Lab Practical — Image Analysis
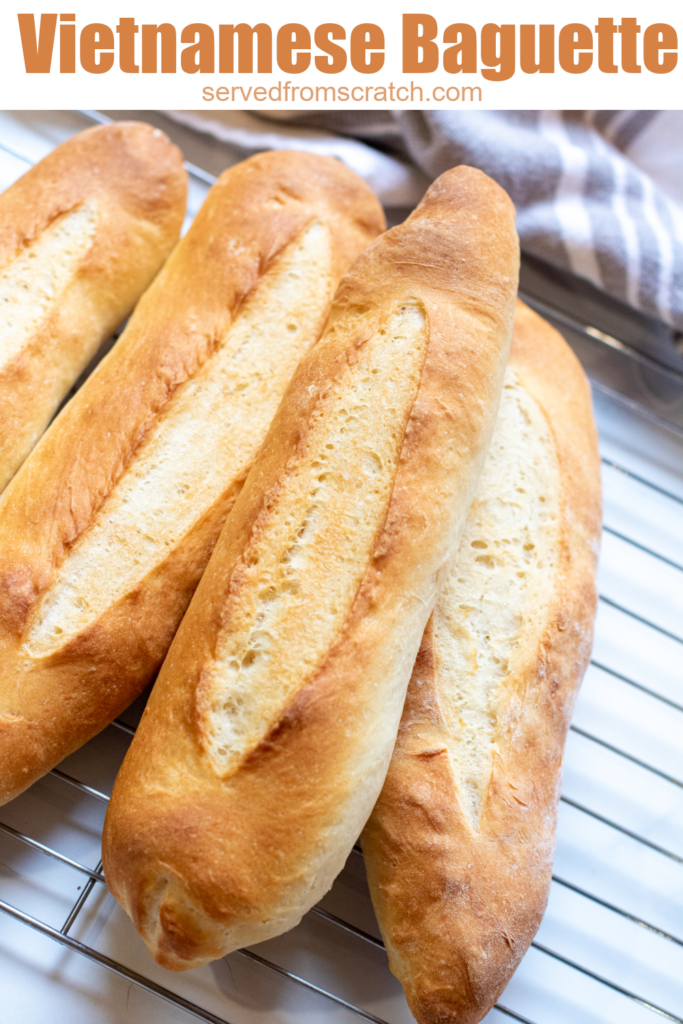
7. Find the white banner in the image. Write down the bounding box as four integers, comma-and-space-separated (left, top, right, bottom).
1, 0, 681, 109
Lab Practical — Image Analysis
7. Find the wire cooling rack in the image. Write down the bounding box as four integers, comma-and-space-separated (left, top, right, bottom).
0, 110, 682, 1024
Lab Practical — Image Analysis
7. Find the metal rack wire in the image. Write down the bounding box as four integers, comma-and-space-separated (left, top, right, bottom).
0, 110, 682, 1024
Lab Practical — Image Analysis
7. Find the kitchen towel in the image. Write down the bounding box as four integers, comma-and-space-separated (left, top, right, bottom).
169, 109, 683, 335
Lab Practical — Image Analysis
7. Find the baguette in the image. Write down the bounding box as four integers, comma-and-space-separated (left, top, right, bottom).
0, 150, 384, 806
361, 301, 602, 1024
102, 165, 520, 970
0, 121, 187, 492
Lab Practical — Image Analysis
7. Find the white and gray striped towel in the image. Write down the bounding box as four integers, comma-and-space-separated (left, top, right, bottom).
170, 109, 683, 334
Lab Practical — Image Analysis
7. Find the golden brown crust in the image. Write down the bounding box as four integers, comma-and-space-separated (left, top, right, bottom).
361, 300, 602, 1024
0, 121, 187, 492
0, 150, 385, 806
102, 166, 519, 970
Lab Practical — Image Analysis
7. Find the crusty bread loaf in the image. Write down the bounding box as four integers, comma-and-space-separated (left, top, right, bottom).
361, 300, 602, 1024
102, 165, 519, 971
0, 121, 187, 493
0, 150, 384, 806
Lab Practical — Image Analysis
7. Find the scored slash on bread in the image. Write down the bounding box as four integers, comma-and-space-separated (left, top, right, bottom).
0, 121, 187, 494
102, 165, 520, 970
362, 300, 602, 1024
0, 150, 384, 807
